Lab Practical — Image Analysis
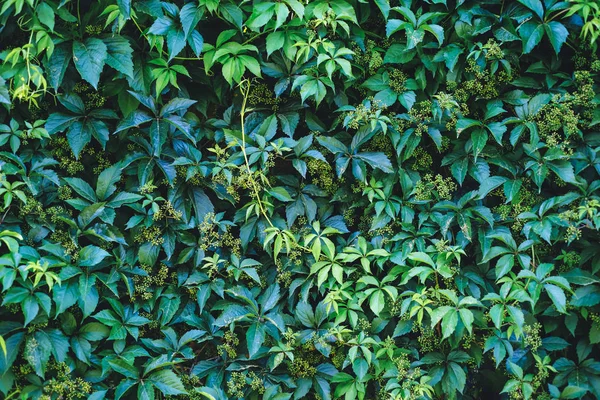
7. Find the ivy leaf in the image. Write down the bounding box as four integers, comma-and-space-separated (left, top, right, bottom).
522, 23, 545, 54
118, 0, 131, 19
355, 152, 393, 173
545, 284, 567, 314
78, 274, 99, 318
148, 370, 187, 396
103, 37, 134, 79
519, 0, 544, 19
0, 77, 10, 105
471, 129, 488, 161
544, 22, 569, 54
441, 309, 459, 339
73, 38, 108, 89
24, 332, 52, 377
266, 31, 285, 58
247, 323, 266, 357
78, 245, 111, 267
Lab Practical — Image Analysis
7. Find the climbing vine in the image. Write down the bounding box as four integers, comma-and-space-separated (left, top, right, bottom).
1, 0, 600, 399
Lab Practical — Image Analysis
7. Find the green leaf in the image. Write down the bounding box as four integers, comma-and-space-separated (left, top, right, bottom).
96, 164, 124, 200
103, 37, 134, 79
590, 323, 600, 344
266, 31, 285, 58
36, 2, 55, 31
148, 369, 187, 395
440, 310, 458, 339
519, 0, 544, 19
269, 187, 293, 202
73, 38, 108, 89
369, 291, 385, 316
408, 252, 435, 267
545, 284, 567, 313
66, 121, 91, 159
384, 44, 416, 64
247, 323, 266, 357
78, 274, 99, 318
471, 129, 488, 161
159, 296, 181, 325
64, 177, 97, 202
523, 24, 545, 54
24, 332, 52, 377
78, 245, 111, 267
544, 22, 568, 54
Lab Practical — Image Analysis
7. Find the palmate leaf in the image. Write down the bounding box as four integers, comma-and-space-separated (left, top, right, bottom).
1, 0, 599, 399
73, 38, 108, 89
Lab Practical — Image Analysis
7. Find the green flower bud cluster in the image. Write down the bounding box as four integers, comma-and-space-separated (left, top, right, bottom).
20, 196, 45, 219
50, 230, 79, 258
408, 100, 433, 137
572, 46, 595, 69
85, 92, 107, 110
217, 331, 239, 358
247, 83, 281, 111
524, 322, 543, 352
557, 250, 580, 273
565, 225, 582, 242
135, 226, 164, 246
50, 137, 85, 175
395, 353, 411, 379
343, 208, 355, 227
352, 39, 386, 75
73, 83, 91, 94
357, 317, 372, 332
331, 349, 346, 369
92, 152, 112, 175
409, 147, 433, 171
388, 69, 408, 93
57, 185, 73, 200
414, 173, 457, 201
363, 133, 394, 158
398, 366, 429, 400
226, 372, 247, 398
26, 321, 48, 334
494, 183, 540, 231
85, 25, 103, 36
139, 181, 158, 194
133, 264, 170, 300
289, 358, 317, 378
43, 361, 92, 400
248, 371, 265, 394
484, 39, 504, 60
369, 51, 383, 75
138, 312, 160, 338
417, 326, 437, 353
456, 59, 511, 101
197, 213, 241, 255
48, 206, 69, 224
14, 362, 34, 377
462, 334, 476, 350
535, 102, 579, 147
307, 158, 338, 194
153, 201, 183, 222
277, 266, 292, 287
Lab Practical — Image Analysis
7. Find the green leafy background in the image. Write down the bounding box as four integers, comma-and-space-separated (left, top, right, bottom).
1, 0, 600, 399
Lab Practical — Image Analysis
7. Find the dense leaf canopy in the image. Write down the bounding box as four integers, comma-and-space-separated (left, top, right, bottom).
1, 0, 600, 399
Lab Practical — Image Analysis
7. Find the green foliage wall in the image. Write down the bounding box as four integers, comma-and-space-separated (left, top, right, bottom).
1, 0, 600, 399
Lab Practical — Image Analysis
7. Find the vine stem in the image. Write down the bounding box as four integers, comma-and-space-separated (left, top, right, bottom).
238, 79, 274, 228
237, 80, 314, 256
